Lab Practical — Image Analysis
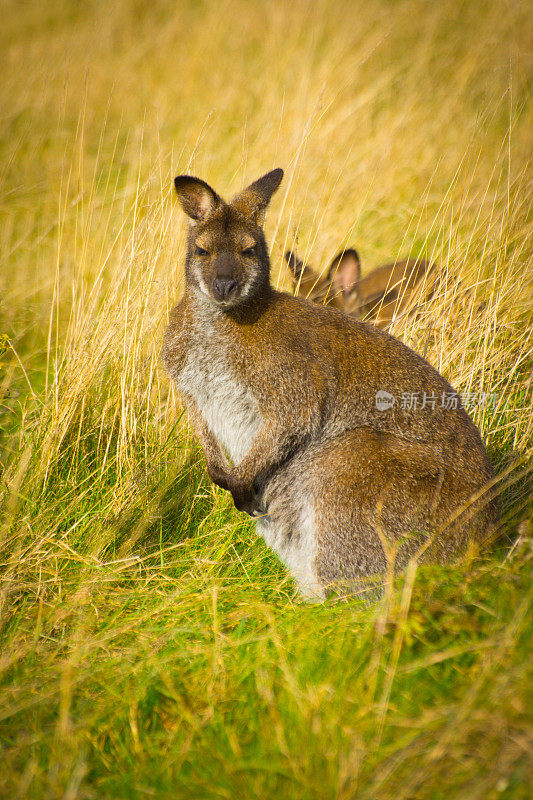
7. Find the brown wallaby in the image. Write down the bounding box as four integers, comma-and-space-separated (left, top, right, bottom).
162, 169, 498, 600
285, 247, 432, 329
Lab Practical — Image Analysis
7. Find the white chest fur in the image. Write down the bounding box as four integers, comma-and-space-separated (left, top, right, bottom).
178, 329, 262, 465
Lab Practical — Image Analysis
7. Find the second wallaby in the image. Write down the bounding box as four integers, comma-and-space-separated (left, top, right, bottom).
285, 247, 432, 329
162, 169, 498, 600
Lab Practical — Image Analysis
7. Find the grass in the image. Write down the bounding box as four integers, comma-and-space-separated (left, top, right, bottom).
0, 0, 532, 797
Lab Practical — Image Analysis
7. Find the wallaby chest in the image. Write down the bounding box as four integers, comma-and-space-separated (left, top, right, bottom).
176, 310, 263, 465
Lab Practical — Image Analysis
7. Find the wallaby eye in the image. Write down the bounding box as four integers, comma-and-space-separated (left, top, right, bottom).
195, 245, 209, 257
241, 246, 256, 258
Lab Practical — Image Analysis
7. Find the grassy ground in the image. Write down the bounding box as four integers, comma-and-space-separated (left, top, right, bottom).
1, 0, 532, 797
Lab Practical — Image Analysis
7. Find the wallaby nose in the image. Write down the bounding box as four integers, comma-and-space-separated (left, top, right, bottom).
213, 277, 237, 301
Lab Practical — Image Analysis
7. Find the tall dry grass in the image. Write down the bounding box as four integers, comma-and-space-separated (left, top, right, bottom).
0, 1, 532, 797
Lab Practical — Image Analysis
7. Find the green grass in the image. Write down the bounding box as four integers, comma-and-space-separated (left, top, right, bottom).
1, 0, 532, 797
2, 490, 531, 798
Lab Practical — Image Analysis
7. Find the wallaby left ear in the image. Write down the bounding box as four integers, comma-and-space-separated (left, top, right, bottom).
174, 175, 222, 222
284, 249, 305, 280
232, 168, 284, 226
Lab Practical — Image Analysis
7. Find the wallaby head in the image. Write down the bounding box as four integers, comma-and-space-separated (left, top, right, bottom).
285, 248, 361, 313
285, 246, 431, 326
174, 168, 283, 308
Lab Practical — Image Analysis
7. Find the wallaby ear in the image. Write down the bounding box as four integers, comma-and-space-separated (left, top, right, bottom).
284, 249, 305, 279
173, 175, 222, 222
328, 249, 361, 295
232, 168, 284, 226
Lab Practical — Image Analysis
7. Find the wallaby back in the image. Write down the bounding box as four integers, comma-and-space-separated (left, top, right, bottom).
162, 169, 498, 600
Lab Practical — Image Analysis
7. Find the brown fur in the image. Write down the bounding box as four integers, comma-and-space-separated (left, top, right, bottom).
162, 169, 498, 600
285, 247, 433, 329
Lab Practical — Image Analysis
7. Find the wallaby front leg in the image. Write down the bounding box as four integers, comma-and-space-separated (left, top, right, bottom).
188, 400, 273, 516
226, 421, 298, 514
186, 400, 232, 489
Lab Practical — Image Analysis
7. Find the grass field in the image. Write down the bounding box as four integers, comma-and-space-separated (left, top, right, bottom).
1, 0, 532, 797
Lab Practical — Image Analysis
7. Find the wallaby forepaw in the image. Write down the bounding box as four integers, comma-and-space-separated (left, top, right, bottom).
230, 483, 259, 516
208, 465, 261, 516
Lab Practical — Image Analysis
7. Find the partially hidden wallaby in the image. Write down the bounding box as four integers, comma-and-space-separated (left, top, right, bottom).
162, 168, 498, 600
285, 247, 432, 329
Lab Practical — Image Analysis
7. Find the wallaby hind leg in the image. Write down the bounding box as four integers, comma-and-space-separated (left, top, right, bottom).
257, 427, 494, 600
304, 429, 494, 597
254, 503, 324, 602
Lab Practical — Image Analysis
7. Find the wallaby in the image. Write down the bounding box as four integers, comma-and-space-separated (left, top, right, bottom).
162, 169, 498, 600
285, 247, 432, 329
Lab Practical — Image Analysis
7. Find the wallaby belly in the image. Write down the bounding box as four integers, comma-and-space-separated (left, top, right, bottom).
178, 349, 263, 465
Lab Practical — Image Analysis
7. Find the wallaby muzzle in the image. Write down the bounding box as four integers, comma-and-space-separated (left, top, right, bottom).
211, 251, 241, 303
213, 276, 238, 302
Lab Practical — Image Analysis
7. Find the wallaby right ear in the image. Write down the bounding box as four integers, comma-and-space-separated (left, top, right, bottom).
173, 176, 222, 222
328, 249, 361, 294
232, 168, 284, 226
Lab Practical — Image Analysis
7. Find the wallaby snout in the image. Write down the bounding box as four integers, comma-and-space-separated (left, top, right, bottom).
213, 275, 238, 302
211, 251, 241, 302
